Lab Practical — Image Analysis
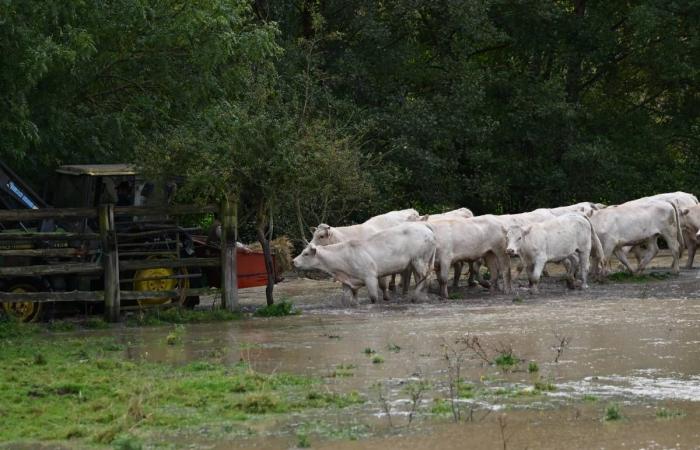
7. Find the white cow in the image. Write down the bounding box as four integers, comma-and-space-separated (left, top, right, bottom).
680, 204, 700, 268
409, 207, 485, 289
506, 213, 604, 293
534, 202, 604, 218
429, 216, 512, 297
623, 192, 698, 268
310, 208, 419, 246
589, 200, 683, 275
293, 223, 437, 304
310, 208, 420, 299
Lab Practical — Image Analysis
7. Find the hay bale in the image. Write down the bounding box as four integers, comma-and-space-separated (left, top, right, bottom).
247, 236, 294, 274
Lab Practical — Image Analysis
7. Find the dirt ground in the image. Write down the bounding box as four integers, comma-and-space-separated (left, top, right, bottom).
123, 250, 700, 449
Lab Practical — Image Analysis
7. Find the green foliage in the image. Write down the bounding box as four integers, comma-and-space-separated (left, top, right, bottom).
494, 350, 520, 372
583, 394, 599, 402
604, 403, 623, 421
297, 432, 311, 448
387, 343, 401, 353
363, 348, 376, 355
430, 398, 452, 415
0, 317, 38, 340
128, 308, 243, 326
371, 355, 384, 364
254, 301, 299, 317
533, 381, 556, 392
656, 408, 685, 419
528, 361, 539, 373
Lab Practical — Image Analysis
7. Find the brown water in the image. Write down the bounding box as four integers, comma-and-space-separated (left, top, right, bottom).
100, 261, 700, 449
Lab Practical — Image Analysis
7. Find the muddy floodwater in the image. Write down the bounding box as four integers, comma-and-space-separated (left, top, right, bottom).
107, 255, 700, 449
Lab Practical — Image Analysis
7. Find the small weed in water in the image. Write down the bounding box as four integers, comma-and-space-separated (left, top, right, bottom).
371, 355, 384, 364
387, 343, 401, 353
494, 351, 519, 372
512, 296, 523, 304
604, 403, 623, 421
83, 318, 109, 329
533, 380, 556, 392
363, 347, 376, 355
448, 292, 461, 300
165, 324, 185, 345
128, 307, 243, 326
528, 361, 539, 373
583, 394, 598, 402
254, 301, 299, 317
656, 407, 685, 419
330, 363, 356, 377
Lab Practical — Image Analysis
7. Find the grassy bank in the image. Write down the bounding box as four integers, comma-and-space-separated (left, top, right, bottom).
0, 324, 362, 448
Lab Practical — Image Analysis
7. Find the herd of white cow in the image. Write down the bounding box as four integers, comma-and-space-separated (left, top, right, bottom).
292, 191, 700, 304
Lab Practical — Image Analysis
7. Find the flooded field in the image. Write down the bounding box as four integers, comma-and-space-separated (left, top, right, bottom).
98, 253, 700, 449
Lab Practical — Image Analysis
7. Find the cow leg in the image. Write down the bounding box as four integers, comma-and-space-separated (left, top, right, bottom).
437, 258, 450, 298
341, 285, 359, 307
563, 258, 576, 289
529, 258, 546, 294
483, 253, 500, 294
634, 238, 659, 273
659, 231, 681, 274
378, 276, 390, 301
511, 258, 524, 281
401, 268, 412, 295
467, 261, 478, 287
578, 250, 590, 289
452, 262, 463, 289
411, 258, 431, 302
686, 235, 697, 269
389, 274, 397, 292
499, 253, 513, 293
365, 277, 380, 304
613, 246, 637, 274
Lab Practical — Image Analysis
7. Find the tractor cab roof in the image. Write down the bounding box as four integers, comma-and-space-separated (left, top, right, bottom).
55, 164, 137, 177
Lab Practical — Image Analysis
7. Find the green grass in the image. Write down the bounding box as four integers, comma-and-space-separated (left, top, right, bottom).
494, 351, 520, 372
527, 361, 539, 373
430, 398, 452, 415
604, 403, 623, 421
0, 333, 364, 448
129, 307, 244, 326
582, 394, 598, 402
533, 380, 556, 392
363, 347, 376, 355
371, 355, 384, 364
387, 343, 401, 353
296, 432, 311, 448
606, 271, 672, 283
656, 407, 685, 419
253, 301, 299, 317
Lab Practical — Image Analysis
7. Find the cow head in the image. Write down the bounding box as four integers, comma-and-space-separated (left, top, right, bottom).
506, 226, 530, 256
293, 243, 319, 270
309, 224, 334, 246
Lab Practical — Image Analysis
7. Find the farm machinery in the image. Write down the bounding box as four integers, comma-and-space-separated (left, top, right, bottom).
0, 162, 280, 321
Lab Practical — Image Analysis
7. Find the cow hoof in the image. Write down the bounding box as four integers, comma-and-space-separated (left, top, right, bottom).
479, 281, 491, 289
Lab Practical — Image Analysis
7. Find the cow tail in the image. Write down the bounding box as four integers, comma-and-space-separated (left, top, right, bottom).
584, 216, 605, 268
669, 201, 685, 258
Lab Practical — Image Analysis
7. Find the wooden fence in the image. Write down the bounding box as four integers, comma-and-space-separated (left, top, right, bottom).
0, 199, 239, 321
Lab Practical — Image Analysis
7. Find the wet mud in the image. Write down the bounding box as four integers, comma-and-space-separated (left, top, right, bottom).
103, 252, 700, 448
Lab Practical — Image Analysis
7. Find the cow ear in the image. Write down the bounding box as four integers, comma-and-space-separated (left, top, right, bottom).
681, 208, 690, 216
420, 215, 429, 221
523, 226, 531, 236
309, 226, 317, 233
308, 244, 317, 255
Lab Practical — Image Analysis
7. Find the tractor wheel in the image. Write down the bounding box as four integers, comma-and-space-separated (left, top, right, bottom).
1, 279, 45, 322
133, 257, 190, 307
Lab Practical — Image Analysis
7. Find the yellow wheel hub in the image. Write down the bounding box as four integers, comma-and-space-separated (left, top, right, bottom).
2, 285, 42, 322
134, 267, 179, 306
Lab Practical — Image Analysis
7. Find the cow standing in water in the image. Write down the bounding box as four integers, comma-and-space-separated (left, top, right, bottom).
293, 223, 437, 305
506, 213, 604, 293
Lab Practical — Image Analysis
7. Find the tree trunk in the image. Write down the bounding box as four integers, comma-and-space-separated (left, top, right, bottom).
256, 204, 275, 306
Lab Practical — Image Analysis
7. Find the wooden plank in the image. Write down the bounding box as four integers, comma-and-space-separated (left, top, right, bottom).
0, 207, 98, 221
119, 257, 219, 271
221, 196, 239, 311
114, 204, 217, 217
0, 232, 100, 241
0, 248, 89, 257
119, 250, 179, 257
118, 240, 177, 248
120, 287, 219, 300
120, 273, 202, 284
100, 204, 120, 322
116, 228, 183, 239
0, 262, 102, 277
0, 290, 103, 303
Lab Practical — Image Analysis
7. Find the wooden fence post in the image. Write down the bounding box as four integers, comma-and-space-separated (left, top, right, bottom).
99, 204, 120, 322
220, 196, 238, 311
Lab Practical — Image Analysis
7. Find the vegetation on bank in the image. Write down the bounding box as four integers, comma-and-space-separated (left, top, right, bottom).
0, 331, 363, 448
